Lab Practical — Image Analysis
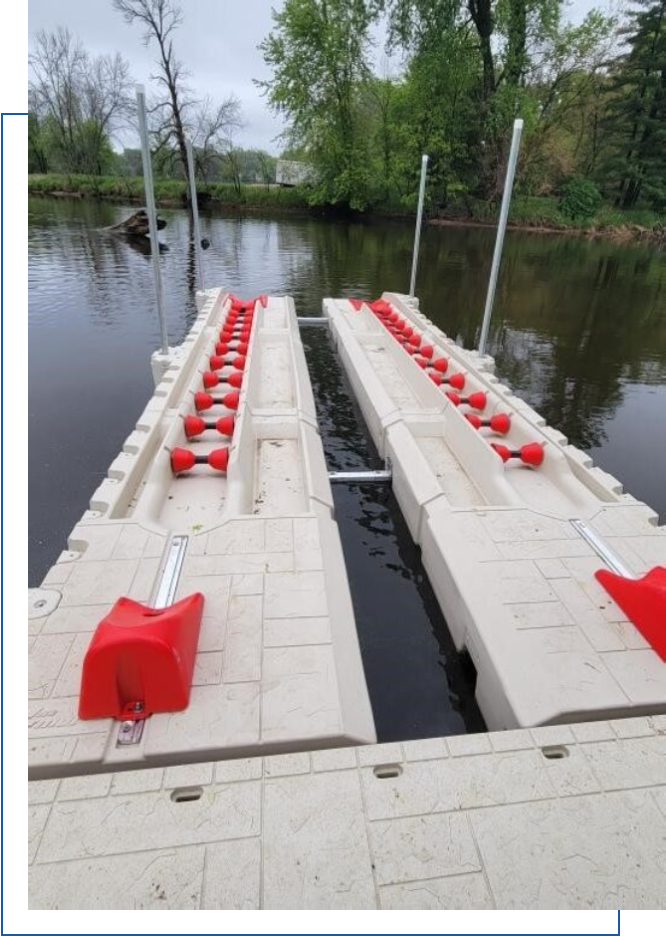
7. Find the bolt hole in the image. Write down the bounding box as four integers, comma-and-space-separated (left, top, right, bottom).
170, 786, 204, 803
541, 745, 569, 760
34, 599, 47, 609
373, 764, 403, 780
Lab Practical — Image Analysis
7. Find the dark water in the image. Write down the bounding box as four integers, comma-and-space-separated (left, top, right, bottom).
29, 197, 666, 739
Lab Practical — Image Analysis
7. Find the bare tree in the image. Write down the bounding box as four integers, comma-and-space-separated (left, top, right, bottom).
191, 95, 244, 183
113, 0, 191, 179
29, 28, 86, 172
29, 27, 133, 175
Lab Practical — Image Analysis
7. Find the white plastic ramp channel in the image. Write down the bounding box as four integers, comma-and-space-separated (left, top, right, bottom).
324, 292, 666, 730
28, 290, 375, 780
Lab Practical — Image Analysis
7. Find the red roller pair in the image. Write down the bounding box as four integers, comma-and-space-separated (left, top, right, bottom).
184, 415, 235, 439
194, 390, 240, 412
171, 447, 230, 473
465, 412, 511, 435
429, 371, 466, 391
203, 370, 243, 390
446, 391, 487, 411
209, 354, 246, 372
491, 442, 544, 467
216, 341, 248, 356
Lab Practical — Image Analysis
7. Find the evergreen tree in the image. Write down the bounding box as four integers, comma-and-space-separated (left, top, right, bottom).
604, 0, 666, 208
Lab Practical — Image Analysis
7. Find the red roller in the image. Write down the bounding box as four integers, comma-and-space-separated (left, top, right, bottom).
370, 299, 391, 316
491, 442, 544, 467
215, 341, 248, 356
220, 332, 251, 346
171, 446, 230, 474
414, 356, 429, 369
446, 391, 487, 411
209, 354, 246, 371
408, 333, 422, 348
194, 391, 240, 412
349, 298, 364, 311
431, 358, 449, 374
465, 413, 511, 435
184, 415, 235, 439
203, 370, 243, 390
429, 371, 466, 390
420, 345, 434, 359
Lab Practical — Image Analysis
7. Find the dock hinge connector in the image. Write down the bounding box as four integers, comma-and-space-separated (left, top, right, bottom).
328, 460, 392, 485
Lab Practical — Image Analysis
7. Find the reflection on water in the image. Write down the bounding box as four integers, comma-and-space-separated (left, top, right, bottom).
29, 200, 666, 577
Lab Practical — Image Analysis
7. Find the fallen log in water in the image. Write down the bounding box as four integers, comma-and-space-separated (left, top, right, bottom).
106, 209, 166, 237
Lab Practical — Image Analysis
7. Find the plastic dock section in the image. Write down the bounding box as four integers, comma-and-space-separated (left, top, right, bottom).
324, 292, 666, 730
28, 290, 375, 780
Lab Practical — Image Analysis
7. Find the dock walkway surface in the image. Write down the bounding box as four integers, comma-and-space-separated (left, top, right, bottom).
29, 717, 666, 909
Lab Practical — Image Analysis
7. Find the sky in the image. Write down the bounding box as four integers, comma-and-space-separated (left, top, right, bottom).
29, 0, 609, 155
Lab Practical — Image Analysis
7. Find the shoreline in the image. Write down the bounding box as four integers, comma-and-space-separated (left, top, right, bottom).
28, 179, 665, 247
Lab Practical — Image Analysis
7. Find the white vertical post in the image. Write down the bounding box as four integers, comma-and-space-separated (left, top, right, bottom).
409, 154, 429, 298
136, 85, 169, 354
478, 118, 523, 356
185, 138, 205, 292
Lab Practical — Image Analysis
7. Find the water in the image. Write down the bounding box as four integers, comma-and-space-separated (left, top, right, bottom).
28, 196, 666, 739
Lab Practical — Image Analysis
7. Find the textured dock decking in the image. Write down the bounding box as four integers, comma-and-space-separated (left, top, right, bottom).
28, 290, 375, 780
324, 293, 666, 729
29, 716, 666, 909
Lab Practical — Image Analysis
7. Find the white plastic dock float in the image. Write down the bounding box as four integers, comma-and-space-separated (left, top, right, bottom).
28, 290, 375, 779
324, 292, 666, 730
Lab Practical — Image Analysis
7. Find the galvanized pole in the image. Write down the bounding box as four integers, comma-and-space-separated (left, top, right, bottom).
185, 138, 205, 292
136, 85, 169, 354
478, 118, 523, 356
409, 154, 429, 298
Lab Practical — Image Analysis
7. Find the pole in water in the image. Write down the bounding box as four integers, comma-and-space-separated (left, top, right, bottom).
185, 138, 205, 292
136, 85, 169, 354
477, 118, 524, 357
409, 154, 429, 298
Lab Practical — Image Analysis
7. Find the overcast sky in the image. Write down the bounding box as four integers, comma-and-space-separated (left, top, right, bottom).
29, 0, 609, 155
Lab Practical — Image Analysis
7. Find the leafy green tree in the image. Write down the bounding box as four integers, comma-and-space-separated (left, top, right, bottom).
259, 0, 382, 209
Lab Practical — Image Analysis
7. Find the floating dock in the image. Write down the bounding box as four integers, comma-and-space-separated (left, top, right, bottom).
28, 287, 666, 910
29, 290, 375, 780
324, 292, 666, 729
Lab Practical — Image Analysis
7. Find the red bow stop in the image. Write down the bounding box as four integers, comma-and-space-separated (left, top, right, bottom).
596, 567, 666, 660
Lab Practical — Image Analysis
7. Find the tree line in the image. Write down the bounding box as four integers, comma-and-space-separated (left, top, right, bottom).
259, 0, 666, 214
28, 0, 665, 219
28, 0, 276, 190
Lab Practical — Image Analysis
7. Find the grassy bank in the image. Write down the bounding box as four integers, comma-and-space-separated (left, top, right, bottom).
28, 174, 664, 244
434, 194, 665, 245
28, 173, 311, 214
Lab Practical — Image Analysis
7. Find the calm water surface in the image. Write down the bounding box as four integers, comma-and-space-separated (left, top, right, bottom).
28, 196, 666, 739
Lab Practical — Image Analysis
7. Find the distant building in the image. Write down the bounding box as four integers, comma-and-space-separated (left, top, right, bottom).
276, 160, 313, 187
